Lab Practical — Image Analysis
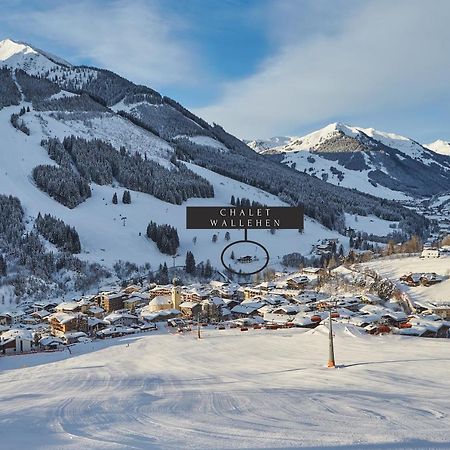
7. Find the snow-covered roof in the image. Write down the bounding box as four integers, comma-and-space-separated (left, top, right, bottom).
149, 295, 172, 306
56, 301, 80, 311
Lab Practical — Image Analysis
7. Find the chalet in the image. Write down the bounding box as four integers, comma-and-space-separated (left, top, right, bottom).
123, 297, 142, 311
231, 303, 262, 318
63, 331, 89, 344
272, 304, 300, 315
302, 267, 326, 276
122, 285, 141, 295
0, 329, 33, 354
49, 312, 88, 337
104, 312, 139, 327
140, 308, 180, 322
87, 305, 105, 318
31, 309, 51, 321
55, 301, 81, 313
243, 287, 261, 300
87, 317, 108, 334
39, 336, 65, 350
237, 255, 254, 263
0, 310, 25, 326
148, 285, 172, 299
97, 293, 126, 312
286, 276, 309, 289
182, 287, 210, 302
33, 300, 58, 312
223, 297, 240, 310
179, 301, 202, 318
254, 281, 276, 291
202, 297, 225, 319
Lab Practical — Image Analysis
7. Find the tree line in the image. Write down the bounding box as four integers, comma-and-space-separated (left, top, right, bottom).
35, 213, 81, 254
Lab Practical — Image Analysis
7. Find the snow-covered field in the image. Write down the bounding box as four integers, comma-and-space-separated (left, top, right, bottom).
1, 326, 450, 449
362, 256, 450, 306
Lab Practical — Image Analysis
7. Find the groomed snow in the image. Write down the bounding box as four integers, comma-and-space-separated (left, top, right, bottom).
1, 326, 450, 449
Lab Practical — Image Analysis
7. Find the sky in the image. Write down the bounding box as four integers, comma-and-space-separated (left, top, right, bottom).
1, 0, 450, 142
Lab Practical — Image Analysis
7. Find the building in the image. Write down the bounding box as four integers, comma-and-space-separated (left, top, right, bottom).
55, 301, 81, 313
147, 295, 173, 312
179, 301, 202, 319
286, 276, 309, 289
172, 284, 182, 310
104, 312, 139, 327
0, 329, 33, 354
237, 255, 254, 263
96, 293, 126, 312
421, 248, 440, 258
49, 313, 88, 337
430, 305, 450, 320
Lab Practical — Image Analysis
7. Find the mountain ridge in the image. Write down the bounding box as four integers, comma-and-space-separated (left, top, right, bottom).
249, 122, 450, 199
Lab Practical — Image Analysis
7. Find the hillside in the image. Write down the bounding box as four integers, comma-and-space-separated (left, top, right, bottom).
2, 326, 450, 449
0, 38, 431, 300
250, 123, 450, 199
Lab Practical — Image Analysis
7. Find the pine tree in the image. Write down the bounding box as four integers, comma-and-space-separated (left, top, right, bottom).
212, 234, 218, 243
185, 251, 196, 275
0, 255, 6, 277
230, 195, 235, 205
112, 192, 118, 204
230, 251, 235, 260
224, 231, 230, 241
122, 190, 131, 204
161, 262, 169, 284
204, 259, 213, 278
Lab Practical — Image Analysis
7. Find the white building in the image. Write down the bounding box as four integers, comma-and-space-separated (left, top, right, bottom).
421, 248, 440, 258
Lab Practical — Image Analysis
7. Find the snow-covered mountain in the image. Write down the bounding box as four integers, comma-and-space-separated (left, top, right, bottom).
426, 139, 450, 156
253, 123, 450, 200
0, 38, 430, 300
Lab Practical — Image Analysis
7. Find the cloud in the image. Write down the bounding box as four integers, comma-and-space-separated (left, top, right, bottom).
194, 0, 450, 138
5, 0, 200, 87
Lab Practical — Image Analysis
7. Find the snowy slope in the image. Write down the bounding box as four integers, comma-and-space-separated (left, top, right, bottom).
362, 255, 450, 306
426, 140, 450, 156
0, 103, 340, 272
1, 327, 450, 449
258, 123, 450, 199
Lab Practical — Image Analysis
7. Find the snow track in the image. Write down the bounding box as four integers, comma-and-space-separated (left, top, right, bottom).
1, 329, 450, 449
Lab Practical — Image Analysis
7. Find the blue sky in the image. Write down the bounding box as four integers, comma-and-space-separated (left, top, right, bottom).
1, 0, 450, 142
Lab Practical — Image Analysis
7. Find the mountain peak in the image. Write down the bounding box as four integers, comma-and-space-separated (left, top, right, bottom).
0, 38, 72, 71
0, 38, 36, 60
426, 139, 450, 156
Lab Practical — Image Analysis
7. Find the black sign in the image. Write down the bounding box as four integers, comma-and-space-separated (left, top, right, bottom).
186, 206, 304, 230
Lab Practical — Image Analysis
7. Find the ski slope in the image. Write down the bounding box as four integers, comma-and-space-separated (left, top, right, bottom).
1, 327, 450, 449
0, 104, 341, 272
